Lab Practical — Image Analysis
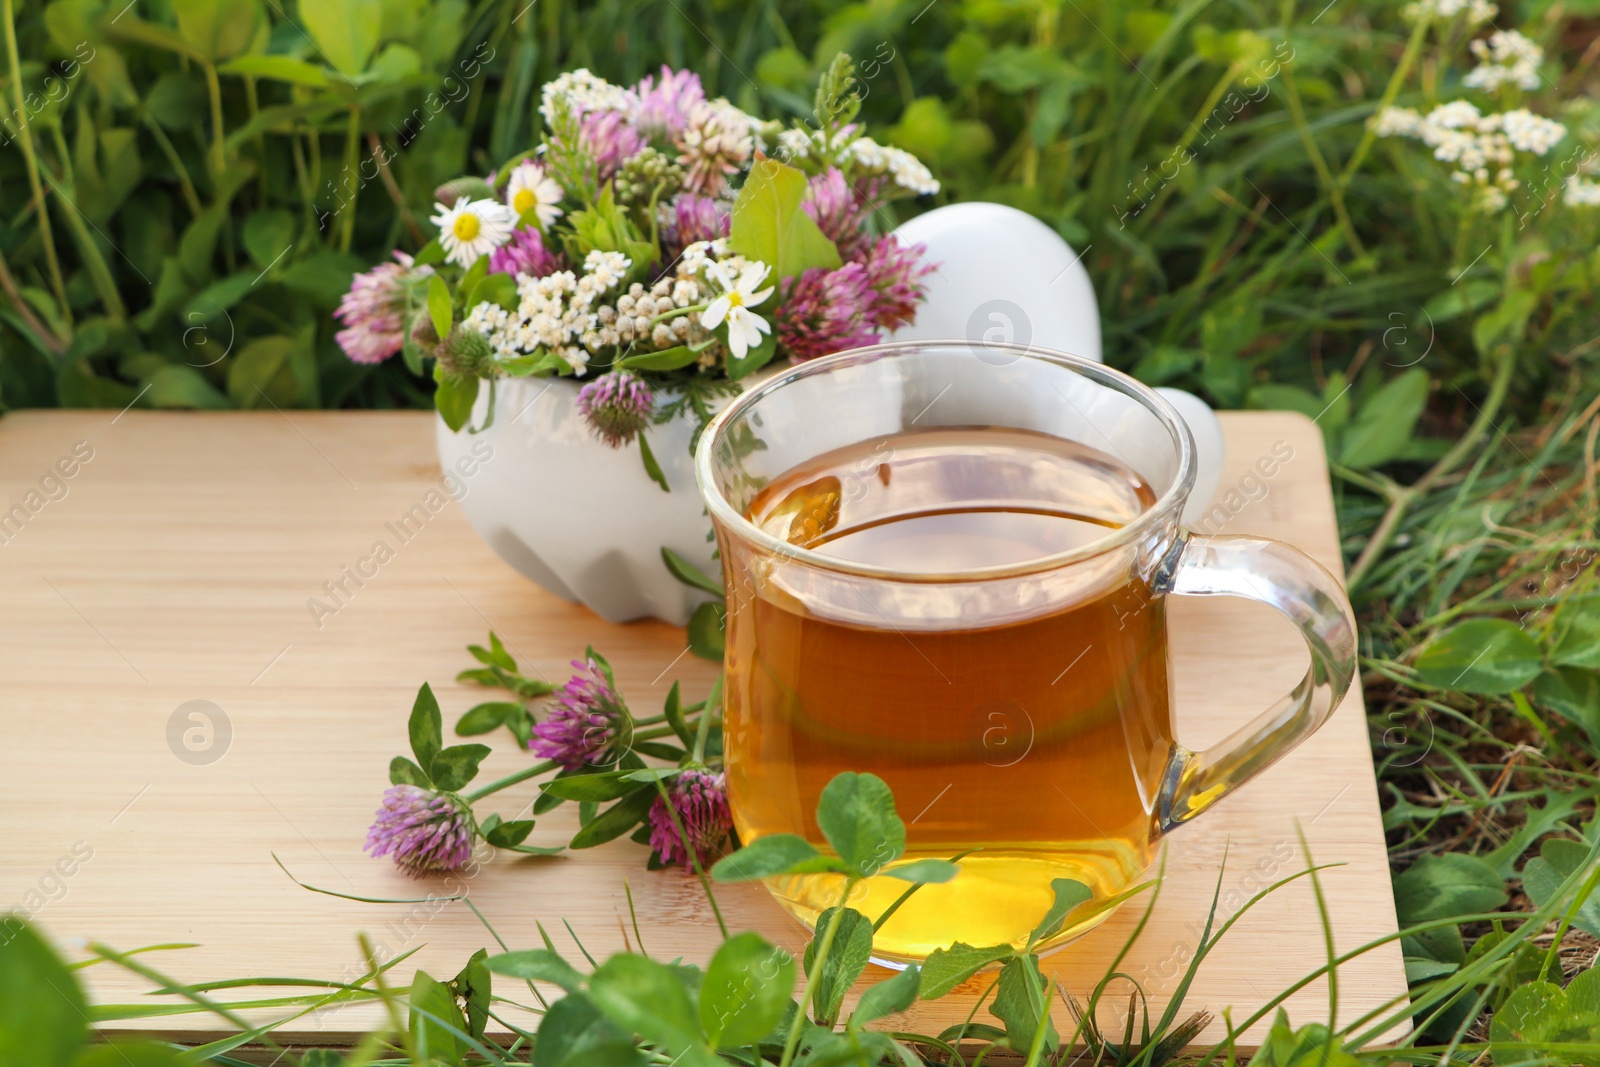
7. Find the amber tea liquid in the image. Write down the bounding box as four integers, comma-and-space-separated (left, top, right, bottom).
722, 427, 1173, 960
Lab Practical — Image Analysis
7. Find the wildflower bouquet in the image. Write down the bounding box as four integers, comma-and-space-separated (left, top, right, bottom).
334, 55, 938, 465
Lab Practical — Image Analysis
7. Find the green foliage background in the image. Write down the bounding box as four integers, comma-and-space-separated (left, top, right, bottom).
0, 0, 1594, 420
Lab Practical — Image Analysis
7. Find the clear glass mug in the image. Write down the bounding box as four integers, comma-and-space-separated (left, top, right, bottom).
693, 341, 1357, 961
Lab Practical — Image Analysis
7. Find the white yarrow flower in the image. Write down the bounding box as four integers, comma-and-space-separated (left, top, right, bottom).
1463, 30, 1543, 92
844, 136, 940, 196
1565, 177, 1600, 207
431, 198, 515, 268
701, 260, 773, 361
505, 161, 565, 229
1401, 0, 1496, 23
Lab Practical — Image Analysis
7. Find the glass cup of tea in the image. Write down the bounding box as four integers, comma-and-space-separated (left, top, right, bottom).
693, 340, 1356, 962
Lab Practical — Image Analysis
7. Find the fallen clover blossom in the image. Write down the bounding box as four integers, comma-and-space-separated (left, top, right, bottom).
365, 785, 475, 878
532, 657, 634, 768
649, 767, 733, 870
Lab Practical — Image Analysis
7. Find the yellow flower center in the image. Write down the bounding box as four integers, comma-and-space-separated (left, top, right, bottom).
452, 213, 481, 241
727, 290, 744, 308
512, 189, 537, 215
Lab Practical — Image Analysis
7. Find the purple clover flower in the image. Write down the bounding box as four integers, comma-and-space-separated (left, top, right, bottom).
335, 253, 428, 365
531, 658, 633, 769
803, 168, 871, 261
776, 262, 882, 361
575, 371, 655, 448
364, 785, 474, 878
489, 225, 566, 279
582, 110, 647, 183
648, 768, 733, 870
674, 194, 731, 246
634, 66, 705, 142
860, 235, 936, 331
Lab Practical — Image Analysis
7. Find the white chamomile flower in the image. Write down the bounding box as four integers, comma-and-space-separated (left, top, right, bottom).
701, 260, 773, 361
505, 161, 565, 229
431, 198, 515, 268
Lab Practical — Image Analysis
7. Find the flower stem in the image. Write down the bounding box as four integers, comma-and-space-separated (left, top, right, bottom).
1336, 8, 1433, 192
691, 672, 722, 764
3, 0, 71, 330
778, 878, 857, 1067
650, 776, 729, 939
464, 759, 558, 802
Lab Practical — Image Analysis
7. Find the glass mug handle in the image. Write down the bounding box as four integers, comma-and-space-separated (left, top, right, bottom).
1155, 531, 1359, 833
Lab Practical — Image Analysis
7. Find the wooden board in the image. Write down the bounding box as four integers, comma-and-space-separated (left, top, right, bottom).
0, 409, 1407, 1050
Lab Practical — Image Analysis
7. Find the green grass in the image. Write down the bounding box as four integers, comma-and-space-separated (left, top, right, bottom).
1, 0, 1598, 1058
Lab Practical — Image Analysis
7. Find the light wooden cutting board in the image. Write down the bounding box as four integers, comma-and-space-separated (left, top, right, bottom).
0, 409, 1406, 1052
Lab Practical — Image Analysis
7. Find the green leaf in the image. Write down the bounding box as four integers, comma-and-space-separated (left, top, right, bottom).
220, 54, 329, 86
727, 157, 841, 282
72, 1043, 188, 1066
145, 365, 230, 410
1534, 668, 1600, 739
687, 601, 726, 661
1489, 981, 1566, 1044
638, 432, 670, 492
543, 772, 646, 803
1392, 853, 1507, 924
240, 208, 296, 270
299, 0, 380, 76
919, 942, 1014, 1000
428, 275, 453, 339
1339, 369, 1429, 469
1521, 838, 1600, 938
429, 744, 491, 791
487, 949, 586, 992
882, 858, 960, 884
805, 906, 874, 1028
616, 342, 710, 372
1550, 595, 1600, 671
389, 755, 430, 787
0, 918, 88, 1067
533, 993, 641, 1067
701, 933, 796, 1047
172, 0, 262, 61
435, 373, 480, 433
990, 955, 1056, 1054
408, 683, 443, 777
569, 787, 655, 849
1248, 382, 1324, 419
457, 701, 521, 735
484, 818, 537, 848
1403, 957, 1458, 984
851, 965, 920, 1027
711, 834, 837, 882
816, 771, 905, 877
227, 335, 299, 408
454, 948, 491, 1041
661, 547, 724, 598
408, 970, 465, 1063
466, 271, 518, 314
1029, 878, 1093, 944
414, 239, 447, 268
724, 327, 777, 383
1423, 279, 1499, 323
588, 955, 715, 1065
1413, 618, 1543, 695
662, 682, 692, 747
